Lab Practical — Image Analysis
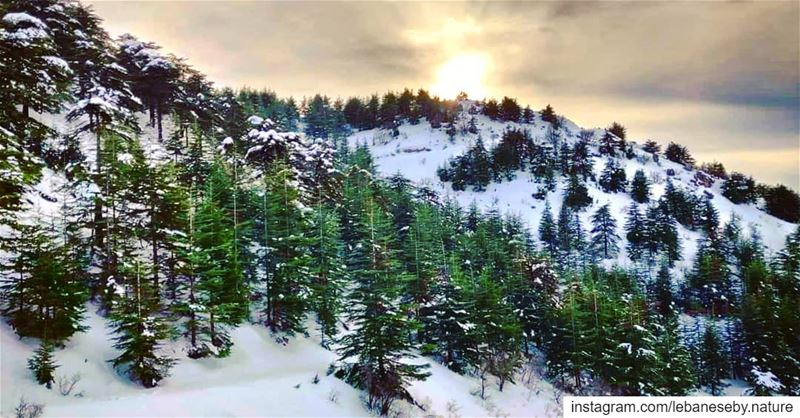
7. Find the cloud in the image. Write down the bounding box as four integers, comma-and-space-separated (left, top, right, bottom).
87, 0, 798, 187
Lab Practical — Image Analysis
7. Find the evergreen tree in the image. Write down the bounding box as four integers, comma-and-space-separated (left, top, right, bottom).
643, 140, 661, 155
538, 200, 558, 256
664, 142, 695, 167
625, 205, 646, 261
651, 262, 675, 318
28, 340, 58, 389
563, 174, 592, 211
653, 317, 695, 395
108, 261, 175, 388
590, 204, 620, 259
309, 205, 345, 347
1, 222, 88, 342
540, 104, 559, 128
421, 265, 471, 373
762, 184, 800, 223
465, 270, 523, 397
335, 197, 429, 415
469, 137, 492, 191
259, 163, 313, 335
698, 322, 728, 395
630, 169, 650, 203
599, 159, 627, 193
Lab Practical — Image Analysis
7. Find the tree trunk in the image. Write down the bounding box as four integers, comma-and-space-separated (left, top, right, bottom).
157, 104, 163, 142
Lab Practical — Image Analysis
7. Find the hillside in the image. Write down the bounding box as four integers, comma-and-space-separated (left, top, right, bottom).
2, 2, 799, 417
348, 101, 796, 269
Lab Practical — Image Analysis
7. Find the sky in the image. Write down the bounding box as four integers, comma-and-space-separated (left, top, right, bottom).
88, 0, 799, 189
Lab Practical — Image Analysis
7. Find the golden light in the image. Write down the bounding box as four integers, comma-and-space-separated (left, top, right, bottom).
431, 53, 489, 100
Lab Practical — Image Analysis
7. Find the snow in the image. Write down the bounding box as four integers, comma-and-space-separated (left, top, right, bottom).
43, 56, 71, 73
2, 12, 47, 29
1, 307, 558, 417
751, 369, 784, 392
348, 105, 796, 276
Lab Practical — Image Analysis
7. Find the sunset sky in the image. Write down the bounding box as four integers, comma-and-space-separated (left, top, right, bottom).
88, 0, 799, 189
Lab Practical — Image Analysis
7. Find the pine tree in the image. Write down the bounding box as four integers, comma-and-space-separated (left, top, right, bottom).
699, 322, 728, 395
625, 205, 646, 261
590, 204, 619, 259
651, 262, 675, 318
630, 169, 650, 204
180, 164, 247, 357
28, 340, 58, 389
699, 197, 720, 237
310, 204, 345, 347
260, 163, 313, 335
108, 261, 175, 388
421, 264, 471, 373
0, 1, 73, 152
721, 172, 757, 204
653, 316, 695, 395
599, 159, 627, 193
538, 200, 558, 256
557, 200, 575, 259
465, 269, 523, 397
664, 142, 695, 167
469, 137, 491, 191
1, 222, 88, 342
335, 197, 429, 415
564, 174, 592, 211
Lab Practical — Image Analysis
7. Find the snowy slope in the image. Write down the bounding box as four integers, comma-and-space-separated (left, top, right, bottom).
348, 101, 797, 275
1, 303, 559, 417
3, 102, 794, 417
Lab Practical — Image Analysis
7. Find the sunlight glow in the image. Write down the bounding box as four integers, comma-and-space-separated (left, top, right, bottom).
431, 53, 489, 100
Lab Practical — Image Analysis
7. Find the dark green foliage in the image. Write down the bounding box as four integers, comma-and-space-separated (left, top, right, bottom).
607, 122, 626, 141
108, 261, 175, 388
28, 340, 58, 389
625, 205, 646, 261
538, 201, 558, 256
563, 175, 592, 211
599, 159, 627, 193
438, 137, 492, 191
540, 104, 560, 128
663, 179, 697, 229
762, 184, 800, 223
483, 99, 499, 119
2, 223, 88, 342
499, 96, 521, 122
465, 270, 523, 396
335, 198, 429, 415
722, 172, 757, 204
310, 205, 345, 346
664, 142, 695, 167
698, 323, 728, 395
590, 204, 619, 259
700, 161, 727, 179
688, 238, 732, 312
490, 128, 532, 180
651, 263, 675, 317
258, 163, 312, 335
630, 169, 650, 203
653, 317, 695, 395
642, 140, 661, 155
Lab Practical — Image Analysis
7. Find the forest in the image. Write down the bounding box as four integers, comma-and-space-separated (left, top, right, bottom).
1, 1, 799, 416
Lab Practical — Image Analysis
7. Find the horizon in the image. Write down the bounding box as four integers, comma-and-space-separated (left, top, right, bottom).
89, 0, 799, 189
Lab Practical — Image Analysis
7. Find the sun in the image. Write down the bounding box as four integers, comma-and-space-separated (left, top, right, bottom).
431, 53, 489, 100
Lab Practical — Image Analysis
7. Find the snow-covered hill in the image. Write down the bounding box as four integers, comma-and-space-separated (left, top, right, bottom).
4, 101, 795, 417
1, 304, 560, 417
1, 110, 562, 418
347, 101, 796, 274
